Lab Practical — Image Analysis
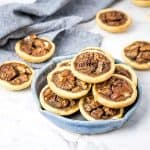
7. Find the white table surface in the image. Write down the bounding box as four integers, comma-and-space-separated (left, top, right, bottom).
0, 0, 150, 150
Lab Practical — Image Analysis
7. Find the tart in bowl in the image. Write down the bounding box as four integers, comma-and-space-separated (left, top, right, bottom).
79, 92, 124, 121
40, 85, 79, 116
93, 74, 137, 108
56, 59, 71, 68
71, 47, 115, 83
47, 66, 91, 99
115, 64, 137, 86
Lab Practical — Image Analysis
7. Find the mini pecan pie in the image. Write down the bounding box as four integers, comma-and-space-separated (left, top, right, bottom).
96, 9, 132, 33
79, 92, 124, 121
71, 47, 115, 83
93, 74, 137, 108
123, 41, 150, 69
115, 64, 137, 86
15, 34, 55, 63
47, 66, 91, 99
40, 85, 79, 116
132, 0, 150, 7
0, 61, 34, 90
56, 59, 71, 68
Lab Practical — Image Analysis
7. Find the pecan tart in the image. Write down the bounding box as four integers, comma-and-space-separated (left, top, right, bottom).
15, 34, 55, 63
96, 9, 132, 33
71, 47, 115, 83
123, 41, 150, 69
0, 61, 34, 90
79, 92, 124, 121
93, 74, 137, 108
115, 64, 137, 86
47, 66, 91, 99
40, 85, 79, 116
132, 0, 150, 7
56, 59, 71, 68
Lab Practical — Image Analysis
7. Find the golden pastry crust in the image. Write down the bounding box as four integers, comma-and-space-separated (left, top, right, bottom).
123, 54, 150, 70
79, 93, 124, 121
96, 8, 132, 33
0, 61, 34, 90
115, 64, 137, 86
71, 47, 115, 83
40, 85, 79, 116
47, 66, 91, 99
122, 41, 150, 70
15, 36, 55, 63
93, 74, 137, 108
56, 59, 71, 68
131, 0, 150, 7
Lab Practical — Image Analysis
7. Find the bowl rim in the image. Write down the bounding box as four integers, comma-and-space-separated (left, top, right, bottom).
31, 55, 141, 126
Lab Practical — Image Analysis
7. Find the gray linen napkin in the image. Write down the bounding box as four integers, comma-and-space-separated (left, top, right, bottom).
0, 0, 116, 68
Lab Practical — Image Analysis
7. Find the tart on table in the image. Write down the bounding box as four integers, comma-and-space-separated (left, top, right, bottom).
122, 41, 150, 70
71, 47, 115, 83
96, 9, 132, 33
47, 66, 91, 99
40, 85, 79, 116
0, 61, 34, 90
79, 92, 124, 121
93, 74, 137, 108
115, 64, 137, 86
15, 34, 55, 63
131, 0, 150, 7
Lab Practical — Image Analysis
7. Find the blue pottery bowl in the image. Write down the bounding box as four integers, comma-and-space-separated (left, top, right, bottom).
32, 55, 141, 134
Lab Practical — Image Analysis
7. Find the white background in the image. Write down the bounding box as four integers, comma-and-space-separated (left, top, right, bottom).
0, 0, 150, 150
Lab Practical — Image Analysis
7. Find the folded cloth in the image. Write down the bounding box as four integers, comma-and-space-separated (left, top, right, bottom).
0, 0, 116, 68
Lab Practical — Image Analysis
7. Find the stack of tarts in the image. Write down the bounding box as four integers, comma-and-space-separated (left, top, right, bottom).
39, 47, 138, 121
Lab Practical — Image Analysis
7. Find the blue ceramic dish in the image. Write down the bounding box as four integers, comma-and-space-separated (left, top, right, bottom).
31, 55, 141, 134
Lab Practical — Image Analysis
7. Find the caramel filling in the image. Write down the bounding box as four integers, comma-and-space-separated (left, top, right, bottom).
0, 63, 32, 85
99, 11, 127, 26
20, 34, 52, 57
74, 52, 111, 77
83, 94, 120, 119
115, 66, 132, 79
52, 69, 89, 92
43, 87, 76, 109
124, 41, 150, 64
96, 76, 133, 101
